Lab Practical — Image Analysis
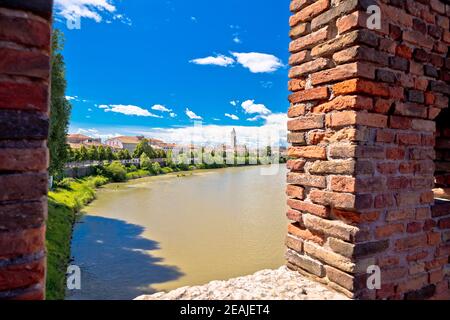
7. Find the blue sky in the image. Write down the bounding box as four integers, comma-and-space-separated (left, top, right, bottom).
54, 0, 290, 145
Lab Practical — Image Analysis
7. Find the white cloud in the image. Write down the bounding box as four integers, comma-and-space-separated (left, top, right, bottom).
241, 100, 271, 115
71, 112, 288, 147
233, 36, 242, 44
66, 95, 78, 101
191, 16, 197, 22
152, 104, 172, 113
88, 108, 93, 112
185, 108, 203, 120
54, 0, 130, 24
98, 104, 109, 109
231, 52, 283, 73
190, 55, 235, 67
246, 116, 261, 122
225, 113, 239, 120
230, 100, 238, 106
102, 104, 163, 118
169, 112, 177, 118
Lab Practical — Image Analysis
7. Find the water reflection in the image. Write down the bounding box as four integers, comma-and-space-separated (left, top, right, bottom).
66, 216, 183, 300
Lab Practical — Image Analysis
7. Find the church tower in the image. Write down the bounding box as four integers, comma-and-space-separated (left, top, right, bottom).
231, 128, 237, 150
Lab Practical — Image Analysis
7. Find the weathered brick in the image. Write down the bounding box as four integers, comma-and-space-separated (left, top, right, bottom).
303, 213, 359, 242
288, 199, 329, 218
289, 0, 330, 26
289, 58, 330, 78
288, 146, 327, 159
333, 79, 389, 97
309, 190, 355, 210
330, 176, 355, 193
304, 241, 355, 273
312, 95, 372, 113
286, 249, 325, 277
288, 114, 324, 131
289, 26, 329, 53
309, 160, 355, 175
289, 87, 328, 104
287, 172, 327, 188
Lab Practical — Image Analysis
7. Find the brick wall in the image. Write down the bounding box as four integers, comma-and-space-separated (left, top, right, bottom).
0, 0, 53, 300
286, 0, 450, 299
436, 108, 450, 189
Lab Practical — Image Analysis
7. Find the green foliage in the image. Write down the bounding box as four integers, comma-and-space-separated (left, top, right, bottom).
78, 145, 88, 161
126, 169, 150, 180
133, 139, 156, 158
55, 177, 75, 189
46, 176, 109, 300
103, 161, 127, 182
160, 167, 173, 174
140, 153, 151, 170
87, 146, 99, 161
127, 165, 138, 172
48, 29, 71, 176
150, 162, 161, 175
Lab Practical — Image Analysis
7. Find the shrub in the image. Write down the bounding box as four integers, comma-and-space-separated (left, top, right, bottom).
150, 162, 161, 175
104, 161, 127, 182
160, 167, 173, 174
188, 165, 196, 171
126, 169, 150, 180
56, 177, 76, 190
127, 165, 138, 172
140, 153, 151, 170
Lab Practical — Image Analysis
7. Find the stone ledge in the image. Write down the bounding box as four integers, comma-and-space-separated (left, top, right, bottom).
135, 266, 348, 300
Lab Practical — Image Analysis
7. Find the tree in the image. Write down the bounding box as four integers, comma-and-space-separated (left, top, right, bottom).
98, 146, 107, 161
140, 153, 151, 170
48, 29, 71, 176
133, 139, 156, 158
87, 146, 99, 161
79, 146, 88, 161
106, 147, 115, 161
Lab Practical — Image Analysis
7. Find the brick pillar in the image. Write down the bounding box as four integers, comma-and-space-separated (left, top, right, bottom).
286, 0, 450, 299
0, 0, 53, 300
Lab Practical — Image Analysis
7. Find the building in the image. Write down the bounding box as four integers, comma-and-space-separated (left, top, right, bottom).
67, 134, 104, 149
105, 136, 144, 154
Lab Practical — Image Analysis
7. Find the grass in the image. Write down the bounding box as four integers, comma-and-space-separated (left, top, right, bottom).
125, 169, 151, 180
46, 176, 109, 300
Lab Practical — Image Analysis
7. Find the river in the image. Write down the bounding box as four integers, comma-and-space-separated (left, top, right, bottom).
66, 165, 287, 300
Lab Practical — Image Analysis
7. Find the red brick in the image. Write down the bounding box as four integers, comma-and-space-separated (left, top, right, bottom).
289, 87, 329, 104
312, 95, 372, 113
288, 146, 327, 159
286, 185, 305, 199
289, 26, 329, 52
309, 190, 355, 210
375, 224, 404, 239
333, 79, 390, 97
330, 176, 355, 193
289, 0, 330, 26
0, 81, 49, 112
0, 48, 50, 79
0, 148, 48, 172
288, 222, 325, 245
0, 259, 45, 291
287, 198, 329, 218
0, 15, 51, 48
0, 226, 45, 259
288, 114, 324, 131
0, 173, 48, 202
286, 159, 306, 171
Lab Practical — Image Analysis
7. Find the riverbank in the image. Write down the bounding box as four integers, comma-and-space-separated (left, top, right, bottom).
46, 176, 109, 300
135, 266, 347, 300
